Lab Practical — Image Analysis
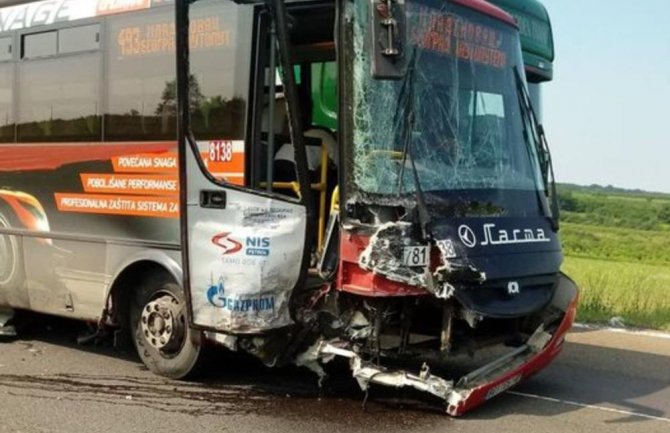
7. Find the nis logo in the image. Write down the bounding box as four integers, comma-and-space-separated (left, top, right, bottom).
212, 232, 271, 257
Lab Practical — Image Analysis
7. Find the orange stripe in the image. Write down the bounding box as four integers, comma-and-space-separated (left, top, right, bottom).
0, 142, 175, 172
80, 173, 179, 196
0, 194, 40, 230
112, 152, 179, 174
96, 0, 151, 16
206, 152, 245, 174
55, 193, 179, 219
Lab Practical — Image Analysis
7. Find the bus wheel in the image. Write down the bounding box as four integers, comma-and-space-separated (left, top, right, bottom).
129, 277, 204, 379
0, 213, 22, 291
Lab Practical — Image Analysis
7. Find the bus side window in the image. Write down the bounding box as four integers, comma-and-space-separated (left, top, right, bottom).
248, 6, 338, 206
105, 9, 176, 141
188, 1, 252, 187
18, 27, 102, 143
22, 31, 56, 59
0, 37, 14, 143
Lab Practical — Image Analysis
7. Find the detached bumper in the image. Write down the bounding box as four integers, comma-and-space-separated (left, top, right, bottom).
320, 274, 579, 416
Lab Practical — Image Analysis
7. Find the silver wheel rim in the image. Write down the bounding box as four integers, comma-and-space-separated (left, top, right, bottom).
140, 293, 186, 356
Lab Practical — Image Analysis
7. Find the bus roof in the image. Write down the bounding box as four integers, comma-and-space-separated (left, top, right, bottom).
0, 0, 164, 32
452, 0, 518, 28
487, 0, 554, 81
0, 1, 31, 6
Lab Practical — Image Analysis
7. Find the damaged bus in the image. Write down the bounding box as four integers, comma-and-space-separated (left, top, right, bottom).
488, 0, 554, 118
0, 0, 578, 415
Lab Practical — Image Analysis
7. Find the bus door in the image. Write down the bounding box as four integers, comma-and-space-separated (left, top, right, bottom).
178, 0, 313, 335
183, 144, 307, 334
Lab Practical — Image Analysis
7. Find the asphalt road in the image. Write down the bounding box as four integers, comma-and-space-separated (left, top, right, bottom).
1, 315, 669, 433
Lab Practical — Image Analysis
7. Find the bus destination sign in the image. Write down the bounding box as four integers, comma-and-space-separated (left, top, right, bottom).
410, 5, 508, 69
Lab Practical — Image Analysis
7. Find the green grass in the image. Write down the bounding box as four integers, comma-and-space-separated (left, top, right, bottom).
562, 256, 670, 331
560, 222, 670, 265
555, 184, 670, 331
558, 183, 670, 232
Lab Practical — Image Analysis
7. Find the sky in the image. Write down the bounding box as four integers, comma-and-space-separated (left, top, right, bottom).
541, 0, 670, 193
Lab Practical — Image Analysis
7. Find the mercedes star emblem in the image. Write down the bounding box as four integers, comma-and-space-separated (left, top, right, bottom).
458, 225, 477, 248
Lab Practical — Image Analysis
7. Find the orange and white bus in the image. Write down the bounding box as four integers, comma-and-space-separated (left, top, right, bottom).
0, 0, 577, 415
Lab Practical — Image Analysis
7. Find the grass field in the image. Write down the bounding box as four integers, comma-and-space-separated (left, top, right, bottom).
562, 256, 670, 331
556, 185, 670, 330
560, 222, 670, 265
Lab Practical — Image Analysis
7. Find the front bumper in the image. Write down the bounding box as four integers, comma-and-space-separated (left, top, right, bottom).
318, 274, 579, 416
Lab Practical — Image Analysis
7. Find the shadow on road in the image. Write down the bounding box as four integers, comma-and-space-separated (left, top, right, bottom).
468, 336, 670, 423
1, 312, 668, 423
0, 312, 449, 426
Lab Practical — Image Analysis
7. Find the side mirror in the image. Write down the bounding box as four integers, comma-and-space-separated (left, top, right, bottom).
534, 124, 549, 183
370, 0, 407, 79
551, 191, 561, 227
535, 123, 560, 228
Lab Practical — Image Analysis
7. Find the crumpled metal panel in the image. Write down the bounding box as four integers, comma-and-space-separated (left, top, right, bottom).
314, 322, 556, 415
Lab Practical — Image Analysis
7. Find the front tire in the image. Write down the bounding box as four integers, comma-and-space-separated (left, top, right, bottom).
129, 274, 205, 379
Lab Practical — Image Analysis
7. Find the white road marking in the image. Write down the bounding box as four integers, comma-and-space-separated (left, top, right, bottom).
573, 323, 670, 340
508, 391, 670, 423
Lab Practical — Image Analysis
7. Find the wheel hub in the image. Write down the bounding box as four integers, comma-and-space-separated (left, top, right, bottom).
140, 295, 184, 351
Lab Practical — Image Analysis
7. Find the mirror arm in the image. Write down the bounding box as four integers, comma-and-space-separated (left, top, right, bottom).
370, 0, 407, 79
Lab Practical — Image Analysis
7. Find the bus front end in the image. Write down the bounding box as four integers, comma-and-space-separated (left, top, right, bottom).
305, 0, 578, 415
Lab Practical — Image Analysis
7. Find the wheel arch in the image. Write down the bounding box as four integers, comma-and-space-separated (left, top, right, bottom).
103, 250, 183, 327
0, 198, 27, 306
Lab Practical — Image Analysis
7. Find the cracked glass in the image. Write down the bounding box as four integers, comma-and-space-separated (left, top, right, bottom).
345, 0, 545, 201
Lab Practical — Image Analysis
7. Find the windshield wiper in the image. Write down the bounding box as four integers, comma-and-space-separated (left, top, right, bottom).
393, 49, 431, 241
513, 67, 560, 228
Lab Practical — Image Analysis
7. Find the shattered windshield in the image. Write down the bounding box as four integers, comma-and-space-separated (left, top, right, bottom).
344, 0, 545, 204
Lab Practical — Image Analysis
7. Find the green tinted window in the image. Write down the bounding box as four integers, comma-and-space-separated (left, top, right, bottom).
311, 61, 337, 130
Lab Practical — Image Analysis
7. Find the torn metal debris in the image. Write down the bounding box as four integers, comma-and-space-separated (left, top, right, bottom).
306, 321, 559, 416
357, 221, 485, 302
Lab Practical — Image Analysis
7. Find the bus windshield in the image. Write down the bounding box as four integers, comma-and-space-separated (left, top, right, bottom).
344, 0, 547, 216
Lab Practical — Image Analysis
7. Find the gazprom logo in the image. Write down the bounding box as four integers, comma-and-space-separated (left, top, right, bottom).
206, 278, 275, 313
207, 278, 226, 308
